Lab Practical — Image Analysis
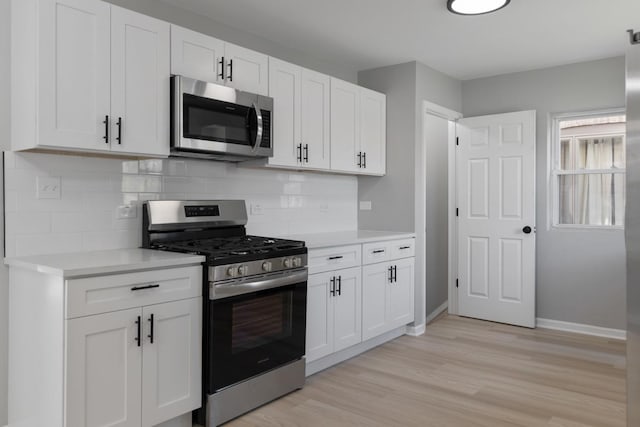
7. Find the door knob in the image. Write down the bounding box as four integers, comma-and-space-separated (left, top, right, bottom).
523, 226, 532, 234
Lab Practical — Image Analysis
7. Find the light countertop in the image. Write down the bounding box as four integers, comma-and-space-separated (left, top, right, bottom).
285, 230, 416, 249
4, 248, 205, 278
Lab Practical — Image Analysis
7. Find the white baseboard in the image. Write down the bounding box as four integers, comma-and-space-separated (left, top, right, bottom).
406, 323, 426, 336
426, 300, 448, 324
536, 318, 626, 340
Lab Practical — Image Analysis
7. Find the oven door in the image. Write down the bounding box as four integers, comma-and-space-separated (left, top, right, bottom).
172, 75, 273, 158
209, 271, 307, 392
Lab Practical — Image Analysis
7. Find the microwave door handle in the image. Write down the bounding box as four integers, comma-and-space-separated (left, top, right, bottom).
252, 102, 263, 152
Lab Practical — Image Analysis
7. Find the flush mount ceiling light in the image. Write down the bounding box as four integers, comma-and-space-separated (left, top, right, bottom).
447, 0, 510, 15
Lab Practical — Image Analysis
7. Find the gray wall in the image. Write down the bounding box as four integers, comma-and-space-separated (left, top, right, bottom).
462, 57, 627, 330
358, 62, 417, 232
0, 0, 9, 424
103, 0, 358, 83
416, 63, 461, 317
358, 61, 462, 324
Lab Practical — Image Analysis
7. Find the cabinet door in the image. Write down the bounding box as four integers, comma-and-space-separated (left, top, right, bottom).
306, 272, 334, 362
110, 6, 170, 157
268, 58, 301, 167
362, 262, 390, 341
388, 258, 415, 329
38, 0, 110, 151
170, 25, 225, 84
359, 87, 386, 175
301, 69, 331, 169
66, 308, 142, 427
330, 78, 361, 173
332, 267, 362, 352
141, 298, 202, 427
224, 43, 269, 96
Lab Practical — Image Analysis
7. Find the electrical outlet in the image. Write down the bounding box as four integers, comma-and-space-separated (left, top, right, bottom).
251, 203, 264, 215
116, 205, 137, 219
37, 176, 61, 199
359, 201, 372, 211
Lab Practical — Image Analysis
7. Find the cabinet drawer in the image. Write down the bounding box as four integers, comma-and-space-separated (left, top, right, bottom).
362, 241, 391, 265
308, 245, 361, 275
66, 266, 202, 319
389, 238, 415, 259
363, 238, 415, 265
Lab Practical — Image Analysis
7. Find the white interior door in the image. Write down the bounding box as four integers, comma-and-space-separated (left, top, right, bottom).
456, 110, 536, 328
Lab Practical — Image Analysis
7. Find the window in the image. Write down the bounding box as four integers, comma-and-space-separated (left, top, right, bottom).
551, 111, 626, 228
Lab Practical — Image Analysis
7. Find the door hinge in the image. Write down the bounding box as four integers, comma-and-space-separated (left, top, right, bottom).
456, 279, 459, 288
456, 137, 459, 146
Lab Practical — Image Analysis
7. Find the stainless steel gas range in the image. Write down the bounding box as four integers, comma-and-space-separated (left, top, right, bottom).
142, 200, 307, 426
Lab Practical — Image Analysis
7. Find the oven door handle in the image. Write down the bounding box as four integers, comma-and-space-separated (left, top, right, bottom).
211, 269, 308, 300
251, 102, 263, 152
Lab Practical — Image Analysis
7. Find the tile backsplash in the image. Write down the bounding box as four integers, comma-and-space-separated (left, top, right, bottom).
3, 152, 357, 257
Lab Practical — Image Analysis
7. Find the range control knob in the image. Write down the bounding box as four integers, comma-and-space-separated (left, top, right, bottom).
283, 258, 293, 268
262, 261, 273, 272
237, 265, 249, 276
227, 267, 237, 277
293, 257, 302, 268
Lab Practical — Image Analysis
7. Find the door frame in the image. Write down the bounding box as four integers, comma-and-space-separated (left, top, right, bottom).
418, 101, 462, 323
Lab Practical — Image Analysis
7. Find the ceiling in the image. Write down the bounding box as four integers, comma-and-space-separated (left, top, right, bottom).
159, 0, 640, 80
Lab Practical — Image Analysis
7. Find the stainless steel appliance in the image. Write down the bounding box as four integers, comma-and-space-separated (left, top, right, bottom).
142, 200, 307, 426
626, 29, 640, 427
171, 76, 273, 161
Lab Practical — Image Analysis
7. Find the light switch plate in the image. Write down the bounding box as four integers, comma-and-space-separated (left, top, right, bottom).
251, 203, 264, 215
116, 205, 137, 219
37, 176, 61, 199
359, 201, 372, 211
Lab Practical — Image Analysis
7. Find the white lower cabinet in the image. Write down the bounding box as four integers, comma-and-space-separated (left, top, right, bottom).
362, 258, 415, 341
305, 238, 415, 368
7, 258, 203, 427
306, 267, 361, 362
66, 308, 142, 427
66, 298, 202, 427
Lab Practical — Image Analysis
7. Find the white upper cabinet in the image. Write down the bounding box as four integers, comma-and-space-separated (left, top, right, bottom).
330, 78, 386, 175
225, 42, 269, 96
13, 0, 170, 157
359, 87, 386, 175
330, 78, 361, 173
267, 58, 331, 169
170, 25, 224, 84
301, 68, 331, 169
170, 25, 269, 96
268, 58, 302, 168
37, 0, 111, 151
110, 6, 170, 157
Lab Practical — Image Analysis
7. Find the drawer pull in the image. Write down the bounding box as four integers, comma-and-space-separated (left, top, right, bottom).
372, 249, 386, 254
328, 256, 344, 260
131, 284, 160, 291
399, 246, 411, 250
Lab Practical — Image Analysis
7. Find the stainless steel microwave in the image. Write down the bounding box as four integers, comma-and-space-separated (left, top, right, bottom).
171, 75, 273, 161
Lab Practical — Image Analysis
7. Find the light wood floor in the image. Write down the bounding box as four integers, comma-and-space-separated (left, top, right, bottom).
227, 315, 626, 427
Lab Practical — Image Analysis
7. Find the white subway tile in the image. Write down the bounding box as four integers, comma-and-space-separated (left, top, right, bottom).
15, 233, 83, 257
5, 211, 51, 234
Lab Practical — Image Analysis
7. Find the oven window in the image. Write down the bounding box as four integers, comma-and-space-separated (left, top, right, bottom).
231, 292, 293, 354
